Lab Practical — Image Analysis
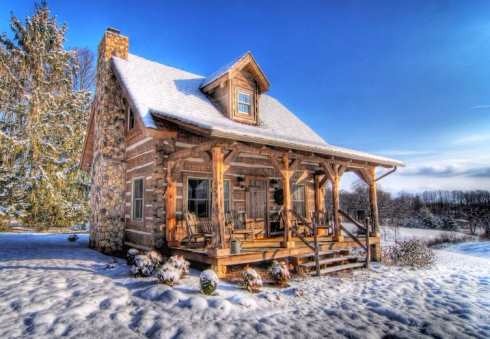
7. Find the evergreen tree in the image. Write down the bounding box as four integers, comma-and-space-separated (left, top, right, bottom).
0, 3, 90, 228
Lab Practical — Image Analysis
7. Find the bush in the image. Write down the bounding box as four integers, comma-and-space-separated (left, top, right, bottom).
126, 248, 140, 266
130, 254, 155, 277
200, 269, 219, 295
269, 260, 290, 286
156, 264, 181, 286
383, 239, 435, 268
241, 268, 263, 293
166, 255, 190, 277
147, 250, 164, 267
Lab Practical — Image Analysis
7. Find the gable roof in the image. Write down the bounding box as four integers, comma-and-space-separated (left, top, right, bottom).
111, 54, 403, 167
200, 52, 270, 93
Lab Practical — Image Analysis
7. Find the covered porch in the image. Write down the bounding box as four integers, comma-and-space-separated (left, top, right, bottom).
163, 140, 391, 277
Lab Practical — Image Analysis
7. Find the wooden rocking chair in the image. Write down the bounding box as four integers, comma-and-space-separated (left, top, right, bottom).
183, 212, 213, 248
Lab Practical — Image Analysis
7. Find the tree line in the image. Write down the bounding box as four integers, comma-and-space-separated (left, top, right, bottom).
329, 183, 490, 236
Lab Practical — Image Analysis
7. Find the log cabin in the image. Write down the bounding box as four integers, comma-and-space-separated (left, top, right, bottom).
81, 28, 404, 277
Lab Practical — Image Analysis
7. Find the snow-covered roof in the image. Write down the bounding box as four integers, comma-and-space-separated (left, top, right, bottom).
200, 52, 247, 89
111, 54, 403, 167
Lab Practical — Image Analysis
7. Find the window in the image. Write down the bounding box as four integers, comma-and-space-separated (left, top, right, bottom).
187, 178, 210, 218
224, 180, 231, 213
132, 178, 144, 220
237, 90, 252, 115
128, 108, 135, 130
292, 185, 306, 218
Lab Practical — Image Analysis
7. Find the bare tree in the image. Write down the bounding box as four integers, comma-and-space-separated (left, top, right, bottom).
72, 48, 95, 92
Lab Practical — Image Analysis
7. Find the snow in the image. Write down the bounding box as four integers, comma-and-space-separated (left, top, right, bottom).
111, 54, 403, 167
380, 225, 472, 245
0, 232, 489, 338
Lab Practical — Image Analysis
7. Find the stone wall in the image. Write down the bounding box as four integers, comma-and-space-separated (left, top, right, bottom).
89, 29, 128, 254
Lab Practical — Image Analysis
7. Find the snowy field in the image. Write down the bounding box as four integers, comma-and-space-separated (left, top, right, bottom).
0, 232, 489, 339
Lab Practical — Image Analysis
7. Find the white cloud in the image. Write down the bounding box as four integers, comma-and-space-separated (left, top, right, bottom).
453, 133, 490, 145
471, 104, 490, 109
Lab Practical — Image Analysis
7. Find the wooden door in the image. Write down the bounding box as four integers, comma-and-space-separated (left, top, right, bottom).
246, 178, 267, 231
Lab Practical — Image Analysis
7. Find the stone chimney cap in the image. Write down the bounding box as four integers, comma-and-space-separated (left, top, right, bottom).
106, 27, 121, 35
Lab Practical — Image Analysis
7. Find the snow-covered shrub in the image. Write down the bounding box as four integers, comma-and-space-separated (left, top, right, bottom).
67, 234, 78, 242
130, 254, 155, 277
147, 250, 164, 267
441, 217, 458, 231
269, 261, 290, 286
383, 239, 435, 268
156, 264, 180, 286
127, 248, 140, 266
200, 269, 219, 295
166, 255, 190, 277
241, 267, 263, 293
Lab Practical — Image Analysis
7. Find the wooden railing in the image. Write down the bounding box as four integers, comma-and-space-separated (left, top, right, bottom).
338, 209, 370, 269
283, 209, 321, 276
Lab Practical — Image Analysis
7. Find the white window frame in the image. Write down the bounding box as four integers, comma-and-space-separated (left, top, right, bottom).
236, 88, 253, 116
131, 177, 144, 221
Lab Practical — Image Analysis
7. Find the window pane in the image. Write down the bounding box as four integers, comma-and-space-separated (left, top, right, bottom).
238, 102, 251, 114
239, 92, 250, 104
224, 181, 230, 213
189, 179, 209, 199
188, 179, 210, 218
196, 200, 209, 218
134, 199, 143, 220
134, 179, 143, 199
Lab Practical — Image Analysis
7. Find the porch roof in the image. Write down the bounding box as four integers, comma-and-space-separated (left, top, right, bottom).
112, 54, 404, 168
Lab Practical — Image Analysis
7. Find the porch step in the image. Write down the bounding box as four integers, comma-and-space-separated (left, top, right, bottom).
295, 249, 349, 259
299, 255, 359, 269
318, 262, 366, 275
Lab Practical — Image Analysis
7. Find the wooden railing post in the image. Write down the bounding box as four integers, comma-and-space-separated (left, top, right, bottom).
165, 162, 178, 247
364, 217, 370, 269
368, 167, 380, 236
313, 219, 320, 276
211, 146, 226, 250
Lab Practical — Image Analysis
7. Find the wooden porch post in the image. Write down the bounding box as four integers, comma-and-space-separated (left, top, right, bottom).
367, 166, 380, 236
331, 168, 344, 242
281, 154, 293, 247
322, 162, 345, 242
165, 162, 178, 247
211, 146, 226, 251
314, 174, 326, 218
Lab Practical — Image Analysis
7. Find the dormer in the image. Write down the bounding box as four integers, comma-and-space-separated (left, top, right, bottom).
200, 52, 270, 125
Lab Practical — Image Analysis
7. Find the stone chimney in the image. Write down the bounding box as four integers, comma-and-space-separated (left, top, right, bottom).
89, 27, 129, 254
98, 27, 128, 62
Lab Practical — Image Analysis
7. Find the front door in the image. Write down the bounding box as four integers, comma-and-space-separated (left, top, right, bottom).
246, 178, 268, 233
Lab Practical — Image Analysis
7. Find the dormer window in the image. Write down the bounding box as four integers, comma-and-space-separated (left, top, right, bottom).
237, 90, 252, 115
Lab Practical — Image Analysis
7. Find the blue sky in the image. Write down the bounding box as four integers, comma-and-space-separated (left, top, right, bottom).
1, 0, 489, 193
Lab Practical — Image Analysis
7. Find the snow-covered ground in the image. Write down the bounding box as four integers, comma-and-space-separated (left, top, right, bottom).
0, 231, 489, 338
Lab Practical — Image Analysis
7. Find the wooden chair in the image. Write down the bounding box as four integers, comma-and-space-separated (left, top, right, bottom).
183, 212, 213, 247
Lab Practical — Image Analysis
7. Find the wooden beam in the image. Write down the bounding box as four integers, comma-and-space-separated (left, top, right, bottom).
281, 154, 293, 247
211, 146, 226, 249
165, 161, 178, 246
167, 140, 216, 161
319, 174, 329, 188
223, 147, 239, 172
294, 170, 309, 186
314, 174, 325, 219
367, 166, 380, 236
